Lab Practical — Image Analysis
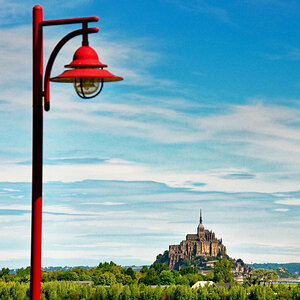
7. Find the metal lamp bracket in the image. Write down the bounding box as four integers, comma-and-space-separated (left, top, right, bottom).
39, 17, 99, 111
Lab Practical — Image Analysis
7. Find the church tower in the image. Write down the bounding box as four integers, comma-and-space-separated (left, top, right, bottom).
197, 209, 205, 238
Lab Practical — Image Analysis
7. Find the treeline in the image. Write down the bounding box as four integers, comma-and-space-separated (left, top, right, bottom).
0, 281, 300, 299
0, 259, 281, 286
0, 260, 299, 299
1, 260, 233, 286
1, 262, 206, 287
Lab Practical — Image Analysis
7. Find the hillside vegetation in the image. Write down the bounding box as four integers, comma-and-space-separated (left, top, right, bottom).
249, 263, 300, 277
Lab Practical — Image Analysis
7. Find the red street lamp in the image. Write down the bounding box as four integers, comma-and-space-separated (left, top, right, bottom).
31, 5, 123, 299
51, 46, 122, 99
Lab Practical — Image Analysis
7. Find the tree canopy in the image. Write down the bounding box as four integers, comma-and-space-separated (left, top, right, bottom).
213, 258, 234, 283
245, 268, 278, 285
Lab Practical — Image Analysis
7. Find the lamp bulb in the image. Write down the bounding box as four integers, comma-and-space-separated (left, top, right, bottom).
74, 77, 100, 96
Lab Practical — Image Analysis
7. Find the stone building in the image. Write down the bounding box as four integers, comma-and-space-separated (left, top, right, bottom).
168, 210, 226, 269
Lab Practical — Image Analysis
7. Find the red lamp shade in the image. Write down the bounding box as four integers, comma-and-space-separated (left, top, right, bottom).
50, 68, 122, 83
65, 45, 108, 68
50, 46, 123, 98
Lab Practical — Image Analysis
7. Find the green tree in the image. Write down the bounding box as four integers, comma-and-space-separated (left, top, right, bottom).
42, 281, 58, 300
184, 273, 199, 286
140, 266, 148, 274
245, 269, 278, 285
159, 270, 175, 285
180, 266, 198, 275
174, 285, 194, 299
228, 284, 246, 300
94, 285, 107, 299
121, 274, 133, 285
107, 283, 122, 300
0, 268, 10, 278
155, 250, 169, 264
249, 285, 267, 300
16, 267, 31, 283
176, 275, 190, 285
139, 268, 160, 285
57, 271, 79, 281
129, 283, 140, 299
181, 259, 191, 267
150, 262, 169, 275
292, 283, 300, 299
9, 282, 27, 300
213, 258, 233, 283
97, 261, 117, 272
98, 272, 116, 285
72, 267, 92, 281
121, 285, 131, 300
124, 267, 136, 280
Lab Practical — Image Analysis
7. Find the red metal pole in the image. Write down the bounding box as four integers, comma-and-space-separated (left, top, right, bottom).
30, 6, 101, 299
31, 5, 43, 300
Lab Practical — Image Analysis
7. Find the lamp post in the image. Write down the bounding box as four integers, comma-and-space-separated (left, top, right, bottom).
31, 5, 123, 299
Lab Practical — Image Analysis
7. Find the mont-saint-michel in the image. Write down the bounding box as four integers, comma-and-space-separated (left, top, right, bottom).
156, 210, 253, 282
168, 210, 227, 269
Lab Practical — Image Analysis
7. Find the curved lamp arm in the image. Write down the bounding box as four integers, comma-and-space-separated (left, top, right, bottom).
43, 27, 99, 111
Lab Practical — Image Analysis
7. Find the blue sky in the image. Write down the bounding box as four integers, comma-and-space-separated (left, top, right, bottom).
0, 0, 300, 268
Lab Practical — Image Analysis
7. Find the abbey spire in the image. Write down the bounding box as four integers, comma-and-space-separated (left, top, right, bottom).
200, 208, 202, 224
197, 208, 205, 236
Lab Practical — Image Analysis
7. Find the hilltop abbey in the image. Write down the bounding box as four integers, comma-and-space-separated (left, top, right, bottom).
168, 210, 227, 269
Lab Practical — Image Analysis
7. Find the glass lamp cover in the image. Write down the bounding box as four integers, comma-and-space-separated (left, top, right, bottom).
73, 77, 100, 96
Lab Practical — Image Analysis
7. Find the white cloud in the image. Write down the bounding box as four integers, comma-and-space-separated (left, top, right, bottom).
84, 202, 125, 206
0, 1, 92, 25
0, 159, 299, 193
0, 203, 97, 215
47, 93, 300, 165
0, 204, 30, 211
0, 250, 29, 261
274, 208, 289, 212
42, 247, 159, 263
63, 242, 131, 249
275, 198, 300, 206
2, 188, 20, 192
3, 25, 300, 174
0, 213, 30, 223
165, 0, 233, 25
0, 26, 31, 83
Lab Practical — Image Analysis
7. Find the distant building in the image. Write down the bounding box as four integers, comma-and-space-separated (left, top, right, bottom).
192, 281, 214, 289
231, 258, 253, 282
168, 210, 226, 269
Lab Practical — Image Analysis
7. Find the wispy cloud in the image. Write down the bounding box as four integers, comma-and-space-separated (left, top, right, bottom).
247, 0, 300, 11
2, 188, 20, 192
165, 0, 233, 25
46, 98, 300, 173
275, 198, 300, 206
0, 24, 174, 114
84, 202, 125, 206
0, 0, 92, 25
263, 47, 300, 61
274, 208, 289, 212
1, 159, 300, 193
